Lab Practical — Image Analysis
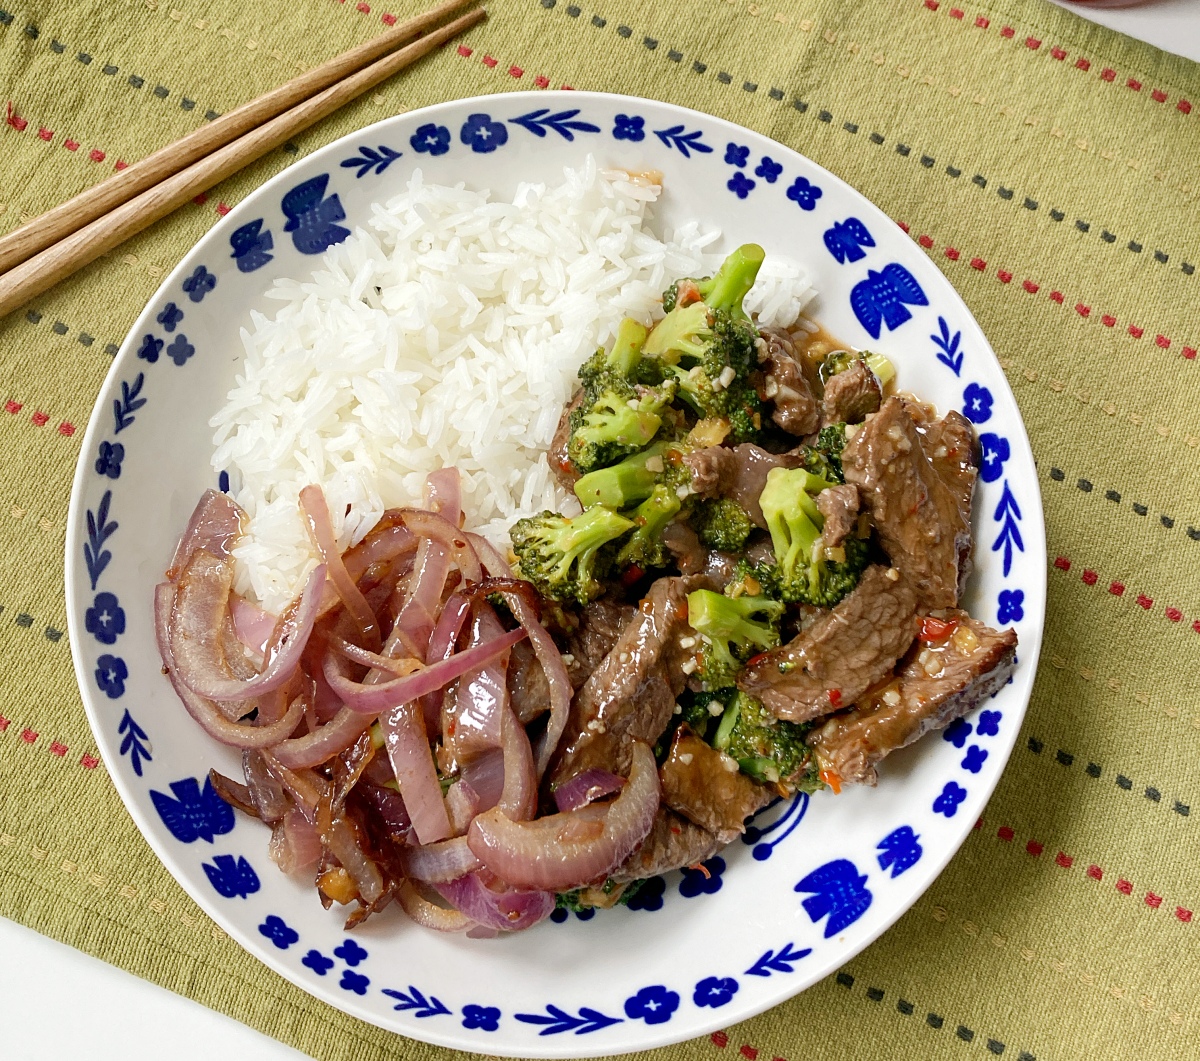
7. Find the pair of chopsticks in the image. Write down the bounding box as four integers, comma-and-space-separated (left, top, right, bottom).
0, 0, 485, 319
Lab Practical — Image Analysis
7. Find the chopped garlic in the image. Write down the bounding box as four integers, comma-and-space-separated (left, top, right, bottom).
707, 700, 724, 717
952, 625, 980, 653
678, 752, 694, 765
721, 754, 739, 773
718, 365, 737, 389
681, 657, 698, 675
885, 567, 900, 581
764, 375, 780, 398
560, 653, 576, 665
644, 455, 664, 473
679, 635, 696, 649
618, 651, 630, 664
676, 484, 692, 500
882, 688, 901, 707
922, 655, 944, 677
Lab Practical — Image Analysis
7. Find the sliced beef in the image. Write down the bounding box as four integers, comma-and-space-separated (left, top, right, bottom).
815, 484, 860, 549
809, 613, 1017, 785
738, 565, 919, 723
548, 392, 583, 490
551, 576, 701, 785
821, 358, 882, 426
561, 599, 635, 690
756, 328, 820, 436
684, 444, 804, 528
608, 807, 723, 882
745, 531, 776, 567
659, 728, 774, 842
507, 639, 549, 725
662, 519, 706, 575
843, 397, 974, 609
920, 408, 978, 589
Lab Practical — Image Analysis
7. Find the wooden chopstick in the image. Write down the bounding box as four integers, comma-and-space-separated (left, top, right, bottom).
0, 6, 484, 320
0, 0, 476, 278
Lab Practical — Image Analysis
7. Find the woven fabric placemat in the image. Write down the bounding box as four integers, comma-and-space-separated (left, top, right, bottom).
2, 1, 1198, 1057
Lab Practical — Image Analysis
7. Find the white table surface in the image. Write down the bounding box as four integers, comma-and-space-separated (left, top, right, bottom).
4, 5, 1200, 1061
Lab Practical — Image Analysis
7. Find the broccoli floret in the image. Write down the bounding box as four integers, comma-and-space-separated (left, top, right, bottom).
568, 382, 677, 475
710, 689, 822, 790
510, 505, 635, 605
802, 422, 848, 484
687, 588, 784, 689
724, 556, 782, 600
758, 467, 869, 607
574, 443, 668, 510
654, 690, 720, 760
617, 485, 682, 571
576, 317, 650, 404
661, 244, 765, 320
818, 349, 896, 388
692, 497, 753, 552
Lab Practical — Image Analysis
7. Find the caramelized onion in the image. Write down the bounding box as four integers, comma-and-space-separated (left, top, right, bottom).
269, 705, 372, 770
553, 767, 626, 813
380, 700, 451, 845
400, 836, 482, 882
167, 489, 244, 579
434, 871, 555, 933
396, 879, 473, 933
497, 708, 537, 822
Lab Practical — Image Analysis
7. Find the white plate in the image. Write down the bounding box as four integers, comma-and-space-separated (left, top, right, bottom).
65, 92, 1045, 1057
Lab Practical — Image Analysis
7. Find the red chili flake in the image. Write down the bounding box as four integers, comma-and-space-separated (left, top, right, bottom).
828, 689, 842, 707
620, 564, 645, 589
689, 862, 712, 879
919, 615, 959, 642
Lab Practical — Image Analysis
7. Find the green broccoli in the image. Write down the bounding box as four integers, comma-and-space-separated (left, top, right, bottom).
692, 497, 753, 552
724, 556, 782, 601
687, 588, 784, 689
574, 443, 668, 510
802, 422, 848, 484
567, 381, 677, 475
710, 689, 822, 790
617, 485, 682, 571
576, 317, 649, 404
509, 505, 635, 605
818, 349, 896, 388
758, 466, 869, 607
661, 243, 765, 320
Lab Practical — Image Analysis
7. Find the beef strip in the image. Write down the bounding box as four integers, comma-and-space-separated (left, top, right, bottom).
561, 599, 635, 690
843, 397, 974, 609
821, 358, 882, 426
684, 444, 804, 528
663, 519, 706, 575
548, 392, 583, 490
920, 408, 978, 590
507, 639, 549, 725
608, 807, 723, 882
551, 576, 702, 785
809, 613, 1017, 785
815, 483, 860, 549
755, 328, 820, 436
659, 728, 774, 842
738, 565, 919, 723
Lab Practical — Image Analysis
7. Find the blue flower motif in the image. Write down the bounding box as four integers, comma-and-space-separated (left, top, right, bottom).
410, 122, 451, 156
978, 432, 1011, 484
167, 335, 195, 367
460, 113, 508, 153
679, 856, 724, 897
462, 1004, 501, 1031
693, 976, 738, 1008
933, 781, 968, 817
85, 592, 125, 645
786, 176, 823, 211
302, 950, 334, 975
624, 985, 679, 1025
727, 172, 756, 199
94, 441, 124, 479
612, 113, 645, 142
624, 875, 665, 911
182, 265, 216, 303
156, 302, 184, 332
137, 334, 163, 363
976, 710, 1002, 737
754, 156, 783, 183
962, 745, 988, 773
340, 970, 369, 995
333, 939, 368, 966
724, 142, 750, 168
962, 382, 994, 424
258, 915, 299, 950
943, 717, 972, 748
94, 654, 128, 699
997, 589, 1024, 624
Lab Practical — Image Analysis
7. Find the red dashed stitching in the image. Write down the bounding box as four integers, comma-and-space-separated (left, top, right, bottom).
21, 728, 37, 744
1136, 594, 1153, 609
1025, 37, 1040, 50
969, 257, 986, 271
740, 1047, 758, 1061
1109, 582, 1124, 596
1054, 556, 1070, 571
975, 15, 988, 29
89, 148, 105, 162
1075, 303, 1089, 318
1076, 57, 1091, 72
1052, 556, 1193, 631
712, 1032, 729, 1048
1055, 851, 1073, 868
0, 715, 9, 732
509, 66, 524, 79
1128, 325, 1144, 339
1087, 864, 1103, 880
1051, 47, 1066, 61
949, 7, 963, 19
49, 741, 68, 756
64, 138, 79, 151
1181, 101, 1193, 115
30, 412, 48, 427
1101, 314, 1116, 327
1049, 291, 1064, 304
37, 126, 53, 141
1000, 26, 1014, 39
997, 826, 1014, 841
1127, 78, 1142, 92
1155, 334, 1171, 349
1081, 569, 1098, 586
1100, 68, 1116, 82
1026, 840, 1043, 856
5, 102, 27, 130
1116, 879, 1133, 895
454, 46, 566, 94
481, 54, 497, 68
1, 401, 74, 437
996, 269, 1011, 283
80, 754, 99, 769
5, 400, 22, 414
1, 717, 98, 769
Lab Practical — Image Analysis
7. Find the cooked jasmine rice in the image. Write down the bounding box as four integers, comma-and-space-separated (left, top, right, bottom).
211, 159, 814, 612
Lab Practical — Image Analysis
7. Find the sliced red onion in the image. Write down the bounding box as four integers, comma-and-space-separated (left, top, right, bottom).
269, 706, 372, 770
553, 768, 626, 813
167, 552, 325, 702
355, 781, 412, 845
396, 880, 473, 933
498, 708, 537, 822
208, 769, 256, 817
330, 731, 375, 816
155, 584, 305, 748
167, 489, 244, 580
459, 749, 505, 815
466, 742, 659, 892
443, 605, 509, 763
300, 484, 381, 652
229, 594, 277, 658
269, 806, 323, 874
324, 626, 527, 715
445, 780, 481, 836
243, 750, 289, 822
260, 753, 330, 822
334, 637, 424, 677
420, 589, 472, 731
399, 510, 483, 583
323, 815, 384, 905
400, 836, 482, 882
434, 872, 555, 933
381, 538, 451, 667
423, 467, 463, 525
380, 700, 451, 845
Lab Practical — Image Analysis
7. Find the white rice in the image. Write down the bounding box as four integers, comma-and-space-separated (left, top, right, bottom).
211, 158, 814, 612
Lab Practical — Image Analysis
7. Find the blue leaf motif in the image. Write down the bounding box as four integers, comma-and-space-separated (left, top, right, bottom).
976, 710, 1002, 737
281, 174, 350, 254
933, 780, 968, 817
727, 172, 756, 199
653, 124, 713, 159
743, 790, 809, 860
84, 489, 117, 590
745, 942, 812, 976
112, 373, 146, 433
693, 976, 738, 1008
181, 265, 216, 303
461, 1004, 501, 1032
460, 113, 509, 153
509, 108, 600, 141
824, 217, 875, 264
85, 591, 125, 645
997, 589, 1024, 624
931, 316, 964, 375
623, 985, 679, 1025
876, 826, 923, 878
258, 915, 298, 950
95, 654, 129, 699
612, 114, 645, 141
382, 986, 452, 1018
962, 745, 989, 773
150, 777, 235, 843
340, 144, 402, 179
202, 854, 260, 898
230, 220, 274, 273
410, 122, 451, 155
156, 302, 183, 332
851, 263, 929, 340
515, 1004, 623, 1035
943, 718, 973, 748
794, 859, 872, 937
990, 479, 1024, 576
117, 710, 151, 776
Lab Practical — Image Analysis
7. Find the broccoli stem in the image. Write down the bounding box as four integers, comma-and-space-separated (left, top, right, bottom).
608, 318, 650, 377
864, 351, 896, 387
698, 243, 766, 318
574, 444, 666, 510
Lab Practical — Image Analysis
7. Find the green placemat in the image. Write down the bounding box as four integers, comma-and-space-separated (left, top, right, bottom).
2, 1, 1198, 1058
